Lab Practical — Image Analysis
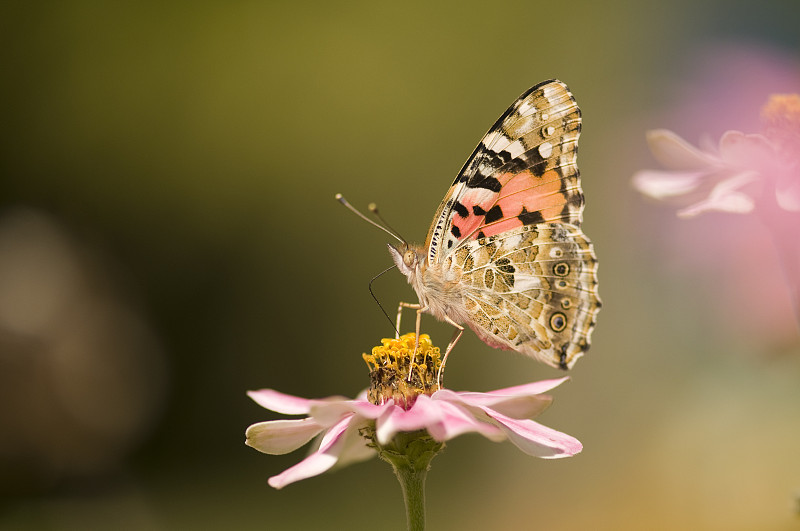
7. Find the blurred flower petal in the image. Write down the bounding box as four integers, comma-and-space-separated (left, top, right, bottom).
676, 194, 754, 217
777, 179, 800, 211
646, 129, 720, 170
718, 131, 775, 169
676, 172, 758, 218
635, 93, 800, 218
632, 170, 706, 198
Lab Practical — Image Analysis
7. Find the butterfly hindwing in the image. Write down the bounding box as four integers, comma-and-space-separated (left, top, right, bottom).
425, 80, 583, 266
442, 223, 600, 369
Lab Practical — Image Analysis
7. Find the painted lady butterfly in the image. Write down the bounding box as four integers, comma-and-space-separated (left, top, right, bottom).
342, 79, 600, 374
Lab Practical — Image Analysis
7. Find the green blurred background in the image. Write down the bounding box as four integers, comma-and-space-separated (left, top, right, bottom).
1, 1, 799, 529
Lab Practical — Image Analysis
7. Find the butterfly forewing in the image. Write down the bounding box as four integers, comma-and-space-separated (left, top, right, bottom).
425, 80, 583, 265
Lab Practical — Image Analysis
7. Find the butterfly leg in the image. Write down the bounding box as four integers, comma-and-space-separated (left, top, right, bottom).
438, 317, 464, 387
395, 301, 421, 339
396, 301, 429, 382
408, 303, 431, 382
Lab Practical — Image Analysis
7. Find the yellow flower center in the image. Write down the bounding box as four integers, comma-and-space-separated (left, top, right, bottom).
362, 333, 442, 408
761, 93, 800, 156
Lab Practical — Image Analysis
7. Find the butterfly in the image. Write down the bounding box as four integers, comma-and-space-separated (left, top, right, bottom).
341, 79, 600, 375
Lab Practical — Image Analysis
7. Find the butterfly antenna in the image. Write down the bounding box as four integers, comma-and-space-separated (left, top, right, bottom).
335, 193, 404, 244
368, 203, 407, 245
369, 264, 400, 335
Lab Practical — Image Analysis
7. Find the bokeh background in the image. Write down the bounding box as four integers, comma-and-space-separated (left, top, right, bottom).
2, 1, 799, 530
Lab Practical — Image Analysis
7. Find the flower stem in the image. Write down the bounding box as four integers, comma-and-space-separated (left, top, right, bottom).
392, 459, 428, 531
372, 429, 444, 531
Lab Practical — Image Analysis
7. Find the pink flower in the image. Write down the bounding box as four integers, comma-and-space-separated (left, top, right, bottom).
245, 377, 581, 489
633, 94, 800, 218
633, 130, 798, 218
633, 90, 800, 339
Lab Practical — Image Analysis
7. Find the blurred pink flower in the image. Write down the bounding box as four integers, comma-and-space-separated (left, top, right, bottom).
633, 94, 800, 218
635, 130, 774, 217
246, 377, 582, 489
633, 92, 800, 333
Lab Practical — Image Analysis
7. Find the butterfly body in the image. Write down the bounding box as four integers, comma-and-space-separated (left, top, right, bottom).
389, 242, 473, 329
389, 80, 600, 370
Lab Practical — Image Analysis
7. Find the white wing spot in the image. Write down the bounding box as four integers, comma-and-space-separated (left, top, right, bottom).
482, 130, 505, 149
513, 273, 542, 292
518, 101, 536, 116
502, 233, 523, 249
538, 142, 553, 159
505, 140, 525, 158
464, 187, 497, 205
542, 84, 559, 99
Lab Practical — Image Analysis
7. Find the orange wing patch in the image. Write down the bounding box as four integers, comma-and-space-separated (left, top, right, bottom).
449, 169, 568, 240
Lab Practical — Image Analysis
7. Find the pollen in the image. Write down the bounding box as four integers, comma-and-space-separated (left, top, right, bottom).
362, 333, 442, 408
761, 93, 800, 154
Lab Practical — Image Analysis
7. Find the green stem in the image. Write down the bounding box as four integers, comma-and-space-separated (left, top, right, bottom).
372, 429, 444, 531
392, 459, 428, 531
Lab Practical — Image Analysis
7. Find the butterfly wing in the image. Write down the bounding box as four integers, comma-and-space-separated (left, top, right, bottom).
426, 79, 600, 369
424, 79, 583, 265
445, 223, 599, 369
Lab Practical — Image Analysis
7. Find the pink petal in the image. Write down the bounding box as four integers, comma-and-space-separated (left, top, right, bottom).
245, 417, 324, 455
646, 129, 719, 170
676, 172, 758, 218
459, 394, 551, 420
632, 170, 706, 199
309, 397, 392, 426
437, 378, 566, 418
424, 401, 504, 442
677, 194, 755, 217
481, 377, 570, 397
374, 399, 433, 444
247, 389, 314, 415
330, 419, 376, 468
376, 395, 502, 444
483, 409, 582, 459
776, 178, 800, 211
718, 131, 775, 169
267, 415, 355, 489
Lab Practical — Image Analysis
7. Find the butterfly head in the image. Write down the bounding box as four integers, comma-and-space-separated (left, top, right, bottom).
387, 242, 424, 279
